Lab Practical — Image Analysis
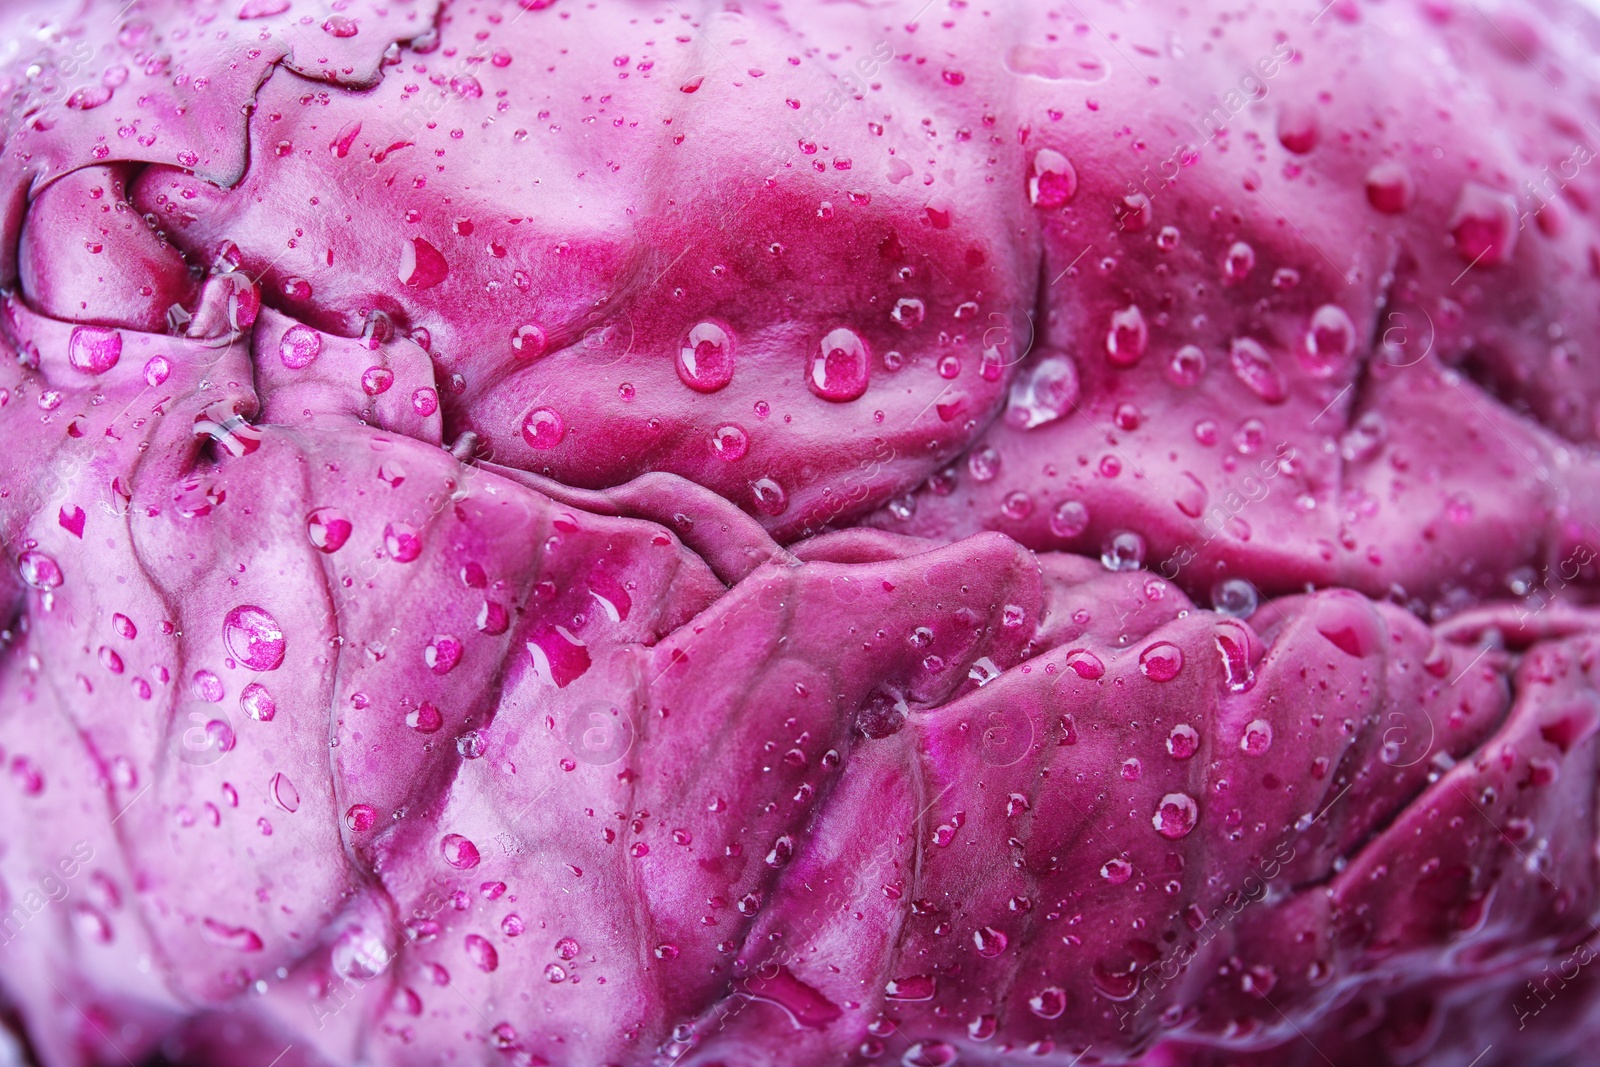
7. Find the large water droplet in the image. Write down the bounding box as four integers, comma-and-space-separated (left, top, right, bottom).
270, 772, 300, 813
223, 605, 286, 671
384, 522, 423, 562
279, 325, 321, 369
1005, 353, 1079, 429
1101, 530, 1146, 571
1152, 792, 1198, 838
464, 933, 499, 972
810, 328, 870, 401
521, 407, 566, 450
441, 833, 481, 869
751, 477, 789, 516
677, 321, 735, 393
1050, 500, 1089, 539
1211, 578, 1258, 617
885, 974, 936, 1001
307, 508, 352, 553
18, 551, 63, 589
1240, 719, 1274, 756
1451, 182, 1518, 267
397, 237, 449, 288
1029, 148, 1077, 208
1228, 337, 1286, 403
240, 682, 276, 722
68, 326, 122, 374
1029, 986, 1067, 1019
1365, 161, 1414, 214
1139, 641, 1183, 681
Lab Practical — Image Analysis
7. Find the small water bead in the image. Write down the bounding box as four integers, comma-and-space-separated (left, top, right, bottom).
384, 523, 423, 562
193, 671, 225, 703
521, 407, 566, 450
710, 424, 748, 461
810, 328, 871, 401
891, 298, 926, 329
1240, 719, 1274, 756
67, 326, 122, 374
345, 804, 376, 832
143, 356, 171, 387
1166, 723, 1199, 759
902, 1042, 959, 1067
1139, 642, 1183, 681
1167, 344, 1206, 387
1212, 577, 1259, 617
1117, 192, 1152, 232
270, 772, 299, 813
1156, 225, 1181, 251
1152, 792, 1199, 839
1229, 338, 1286, 403
1272, 267, 1300, 289
1451, 181, 1518, 266
1222, 241, 1256, 283
456, 731, 487, 759
411, 388, 439, 417
967, 446, 1001, 482
1121, 757, 1142, 781
1100, 530, 1146, 571
1113, 403, 1141, 431
1029, 147, 1078, 207
1064, 649, 1104, 679
1005, 353, 1079, 429
1105, 305, 1148, 366
112, 613, 137, 640
1050, 500, 1089, 538
279, 325, 321, 369
1233, 418, 1266, 455
678, 321, 735, 392
1276, 103, 1318, 154
510, 324, 547, 359
1303, 305, 1355, 376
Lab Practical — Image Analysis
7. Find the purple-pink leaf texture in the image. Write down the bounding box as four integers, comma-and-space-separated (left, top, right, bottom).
3, 0, 1600, 1065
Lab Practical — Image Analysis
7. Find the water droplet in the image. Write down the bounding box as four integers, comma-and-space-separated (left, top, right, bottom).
1167, 344, 1206, 387
1222, 241, 1255, 283
464, 933, 499, 972
1228, 337, 1286, 403
1167, 723, 1199, 759
361, 367, 395, 395
1029, 986, 1067, 1019
521, 407, 566, 449
18, 551, 63, 589
1240, 719, 1274, 756
270, 772, 300, 813
510, 323, 547, 359
885, 974, 936, 1001
968, 446, 1001, 482
306, 508, 352, 553
345, 804, 376, 831
1303, 305, 1355, 376
1101, 857, 1133, 884
1050, 500, 1089, 539
1106, 306, 1148, 366
1101, 530, 1145, 571
891, 298, 926, 329
407, 701, 443, 733
1450, 182, 1518, 266
1365, 161, 1414, 214
223, 605, 286, 671
710, 423, 748, 461
810, 328, 870, 402
1156, 225, 1181, 251
1276, 103, 1318, 153
1005, 353, 1079, 429
972, 926, 1008, 957
425, 634, 463, 675
1211, 578, 1258, 617
278, 325, 321, 369
1139, 642, 1183, 681
653, 943, 680, 960
240, 682, 276, 722
1064, 649, 1104, 679
67, 326, 121, 374
143, 356, 171, 387
201, 918, 263, 952
1152, 792, 1198, 838
1215, 622, 1256, 692
441, 833, 481, 869
322, 14, 358, 37
678, 321, 735, 392
384, 522, 423, 562
1029, 148, 1077, 208
397, 237, 449, 289
750, 477, 788, 516
901, 1041, 958, 1067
